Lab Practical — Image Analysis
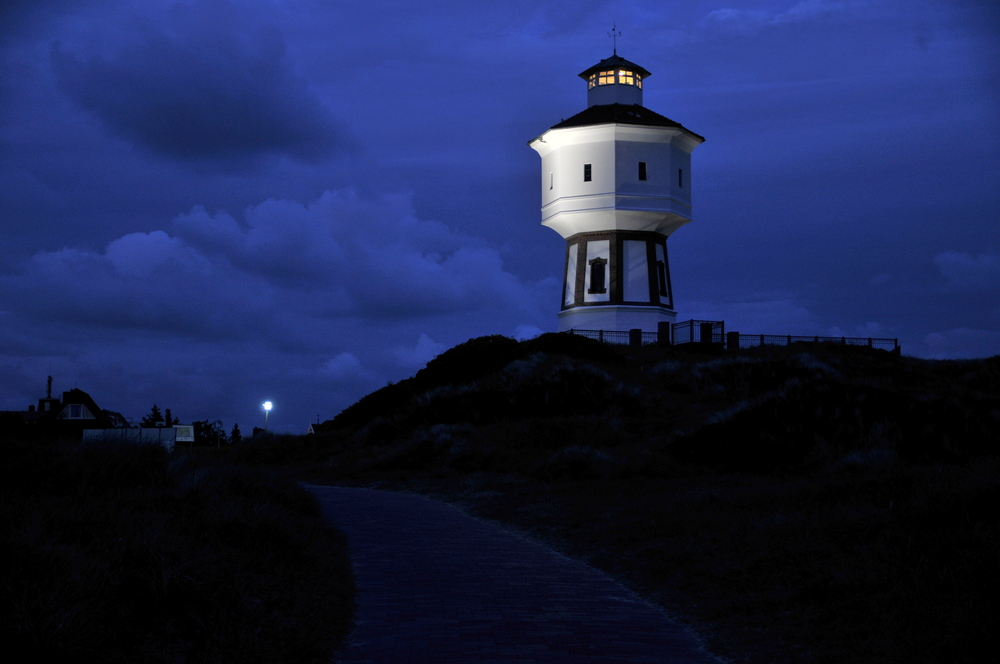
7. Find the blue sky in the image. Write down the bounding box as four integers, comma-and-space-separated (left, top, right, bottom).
1, 0, 998, 432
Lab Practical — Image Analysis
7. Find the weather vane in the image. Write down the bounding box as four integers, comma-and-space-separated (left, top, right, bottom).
608, 22, 621, 54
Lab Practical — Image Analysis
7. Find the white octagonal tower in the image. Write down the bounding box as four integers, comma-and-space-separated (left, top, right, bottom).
529, 53, 704, 332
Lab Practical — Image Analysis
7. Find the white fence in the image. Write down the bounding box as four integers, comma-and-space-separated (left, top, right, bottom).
82, 427, 180, 452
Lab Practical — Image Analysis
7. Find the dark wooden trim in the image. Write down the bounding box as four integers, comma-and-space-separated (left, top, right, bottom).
609, 234, 622, 304
662, 238, 674, 308
562, 231, 674, 310
586, 257, 608, 294
644, 240, 658, 305
560, 241, 574, 311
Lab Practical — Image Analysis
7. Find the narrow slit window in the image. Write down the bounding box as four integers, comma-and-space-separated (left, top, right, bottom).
638, 162, 647, 181
549, 172, 553, 190
587, 257, 607, 294
678, 168, 684, 188
583, 163, 592, 182
657, 261, 668, 296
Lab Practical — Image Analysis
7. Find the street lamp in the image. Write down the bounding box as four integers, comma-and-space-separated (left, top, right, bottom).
263, 401, 272, 430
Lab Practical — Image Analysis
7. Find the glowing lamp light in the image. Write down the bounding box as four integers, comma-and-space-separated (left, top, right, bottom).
262, 401, 273, 430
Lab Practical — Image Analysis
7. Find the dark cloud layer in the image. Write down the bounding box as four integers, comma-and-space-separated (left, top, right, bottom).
50, 4, 346, 164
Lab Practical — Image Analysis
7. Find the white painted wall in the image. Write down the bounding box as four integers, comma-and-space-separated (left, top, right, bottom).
530, 124, 702, 239
558, 305, 676, 332
588, 82, 642, 107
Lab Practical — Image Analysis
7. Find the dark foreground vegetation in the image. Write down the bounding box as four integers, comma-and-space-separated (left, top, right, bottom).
1, 438, 354, 663
232, 334, 999, 664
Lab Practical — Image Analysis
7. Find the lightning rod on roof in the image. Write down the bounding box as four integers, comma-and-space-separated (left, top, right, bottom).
608, 22, 621, 54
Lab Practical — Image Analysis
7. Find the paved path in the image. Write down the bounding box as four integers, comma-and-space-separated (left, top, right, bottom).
307, 485, 720, 664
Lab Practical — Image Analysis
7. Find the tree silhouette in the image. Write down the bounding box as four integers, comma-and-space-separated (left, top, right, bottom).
141, 404, 164, 427
230, 423, 242, 444
164, 408, 178, 426
193, 419, 227, 446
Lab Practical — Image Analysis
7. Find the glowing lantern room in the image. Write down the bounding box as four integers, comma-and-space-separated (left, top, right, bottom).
580, 54, 650, 107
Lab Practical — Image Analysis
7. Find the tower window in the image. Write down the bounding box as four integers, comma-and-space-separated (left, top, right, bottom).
549, 172, 553, 190
69, 404, 82, 418
587, 257, 607, 294
678, 168, 684, 188
588, 69, 642, 89
584, 164, 592, 182
657, 261, 668, 296
638, 162, 647, 181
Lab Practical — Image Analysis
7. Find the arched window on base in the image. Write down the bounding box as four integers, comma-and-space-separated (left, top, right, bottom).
587, 257, 607, 294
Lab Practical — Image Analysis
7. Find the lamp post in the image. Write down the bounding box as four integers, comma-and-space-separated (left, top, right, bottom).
263, 401, 272, 430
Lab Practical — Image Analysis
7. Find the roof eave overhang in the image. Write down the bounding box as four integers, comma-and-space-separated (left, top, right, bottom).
578, 56, 651, 80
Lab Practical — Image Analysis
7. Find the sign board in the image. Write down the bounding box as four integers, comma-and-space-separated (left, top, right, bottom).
174, 425, 195, 442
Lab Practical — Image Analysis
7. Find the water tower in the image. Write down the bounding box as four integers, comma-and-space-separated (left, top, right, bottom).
529, 53, 704, 332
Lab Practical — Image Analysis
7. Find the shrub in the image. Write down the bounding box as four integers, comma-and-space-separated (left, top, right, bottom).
1, 437, 354, 663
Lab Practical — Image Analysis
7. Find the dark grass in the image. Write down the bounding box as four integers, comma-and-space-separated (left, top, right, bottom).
227, 335, 999, 664
1, 437, 355, 663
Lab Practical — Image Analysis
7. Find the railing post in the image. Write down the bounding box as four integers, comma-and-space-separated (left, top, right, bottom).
727, 331, 740, 351
760, 333, 765, 346
629, 328, 642, 347
787, 335, 792, 346
700, 322, 714, 345
657, 321, 672, 346
868, 337, 873, 347
842, 336, 846, 345
598, 330, 604, 342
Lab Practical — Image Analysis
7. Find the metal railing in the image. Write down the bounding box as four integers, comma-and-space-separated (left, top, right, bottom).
565, 321, 899, 353
672, 319, 725, 345
566, 329, 660, 346
731, 333, 898, 352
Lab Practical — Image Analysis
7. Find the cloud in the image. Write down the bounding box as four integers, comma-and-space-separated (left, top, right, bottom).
0, 186, 551, 427
393, 333, 446, 370
921, 327, 1000, 359
49, 0, 347, 164
513, 324, 543, 340
681, 298, 819, 334
933, 251, 1000, 291
320, 352, 364, 380
707, 0, 864, 28
0, 189, 538, 340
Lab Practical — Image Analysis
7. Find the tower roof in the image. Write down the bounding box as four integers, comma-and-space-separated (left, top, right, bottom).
578, 54, 651, 81
550, 103, 705, 141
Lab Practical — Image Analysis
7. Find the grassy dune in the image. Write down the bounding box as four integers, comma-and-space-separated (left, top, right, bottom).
1, 438, 354, 663
236, 334, 998, 664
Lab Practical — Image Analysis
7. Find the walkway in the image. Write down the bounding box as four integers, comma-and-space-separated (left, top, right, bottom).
307, 485, 720, 664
